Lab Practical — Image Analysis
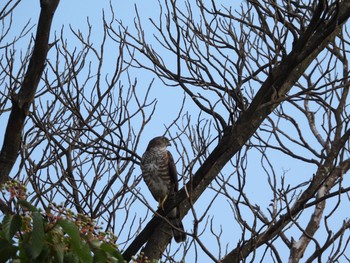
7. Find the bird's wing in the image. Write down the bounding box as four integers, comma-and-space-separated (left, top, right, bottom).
167, 150, 179, 192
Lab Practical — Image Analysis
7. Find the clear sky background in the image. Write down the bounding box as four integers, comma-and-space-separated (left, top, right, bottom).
2, 0, 350, 262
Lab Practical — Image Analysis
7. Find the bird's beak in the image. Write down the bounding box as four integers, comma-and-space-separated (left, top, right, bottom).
168, 142, 171, 146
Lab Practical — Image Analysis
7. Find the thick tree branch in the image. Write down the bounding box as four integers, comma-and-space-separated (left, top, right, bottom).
0, 0, 60, 184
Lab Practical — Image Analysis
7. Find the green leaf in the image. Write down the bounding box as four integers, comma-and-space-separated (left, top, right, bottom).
58, 219, 93, 263
18, 232, 31, 261
1, 214, 22, 241
31, 211, 45, 259
0, 238, 18, 262
100, 242, 124, 261
10, 214, 22, 239
92, 248, 107, 263
64, 252, 80, 263
35, 243, 49, 263
53, 243, 65, 263
1, 214, 12, 240
77, 242, 93, 263
58, 219, 80, 249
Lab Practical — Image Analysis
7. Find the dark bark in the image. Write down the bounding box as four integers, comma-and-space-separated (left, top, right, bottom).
0, 0, 60, 184
141, 219, 173, 260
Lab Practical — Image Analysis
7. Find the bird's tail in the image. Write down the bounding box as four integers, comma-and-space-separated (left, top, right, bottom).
171, 218, 186, 243
169, 206, 186, 243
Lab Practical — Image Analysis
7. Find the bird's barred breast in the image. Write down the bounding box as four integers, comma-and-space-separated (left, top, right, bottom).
141, 151, 171, 199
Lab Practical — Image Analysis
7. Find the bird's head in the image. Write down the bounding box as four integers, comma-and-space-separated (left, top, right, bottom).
146, 136, 171, 150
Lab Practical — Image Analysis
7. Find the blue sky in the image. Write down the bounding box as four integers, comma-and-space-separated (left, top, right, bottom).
2, 0, 350, 262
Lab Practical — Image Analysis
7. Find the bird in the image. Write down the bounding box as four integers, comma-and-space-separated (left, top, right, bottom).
141, 136, 186, 243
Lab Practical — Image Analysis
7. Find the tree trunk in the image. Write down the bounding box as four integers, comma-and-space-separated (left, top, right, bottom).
0, 0, 60, 184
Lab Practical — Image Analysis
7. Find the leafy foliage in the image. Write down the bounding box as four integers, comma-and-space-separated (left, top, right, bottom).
0, 181, 124, 263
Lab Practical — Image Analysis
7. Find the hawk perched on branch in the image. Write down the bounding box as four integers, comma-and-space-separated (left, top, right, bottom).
141, 136, 186, 243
